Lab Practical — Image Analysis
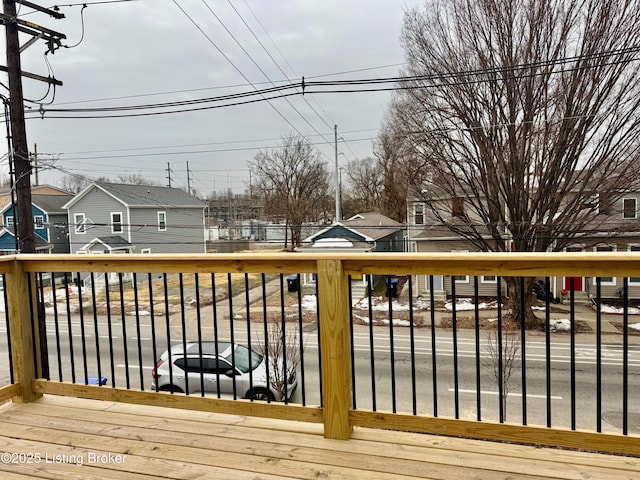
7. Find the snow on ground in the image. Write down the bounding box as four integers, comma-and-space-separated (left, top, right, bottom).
630, 323, 640, 331
353, 296, 430, 311
353, 314, 411, 327
597, 304, 640, 315
548, 319, 571, 332
444, 298, 501, 311
296, 295, 318, 310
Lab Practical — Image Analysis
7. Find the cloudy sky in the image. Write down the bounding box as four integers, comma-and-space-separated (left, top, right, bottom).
2, 0, 421, 196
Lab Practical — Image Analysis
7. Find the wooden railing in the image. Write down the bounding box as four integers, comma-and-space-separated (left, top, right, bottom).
0, 252, 639, 457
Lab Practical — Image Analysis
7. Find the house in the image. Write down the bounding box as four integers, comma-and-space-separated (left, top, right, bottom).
0, 188, 74, 254
63, 182, 206, 255
407, 190, 640, 301
297, 212, 406, 297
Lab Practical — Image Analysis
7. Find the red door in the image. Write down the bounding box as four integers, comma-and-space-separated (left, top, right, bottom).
564, 277, 583, 291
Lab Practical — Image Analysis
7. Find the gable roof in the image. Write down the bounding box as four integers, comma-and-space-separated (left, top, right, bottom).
304, 212, 404, 243
32, 194, 74, 214
63, 182, 206, 209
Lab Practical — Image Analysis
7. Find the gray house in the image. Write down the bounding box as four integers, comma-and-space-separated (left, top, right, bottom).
63, 182, 206, 255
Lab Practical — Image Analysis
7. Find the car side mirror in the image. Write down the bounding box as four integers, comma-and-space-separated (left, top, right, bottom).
224, 369, 239, 378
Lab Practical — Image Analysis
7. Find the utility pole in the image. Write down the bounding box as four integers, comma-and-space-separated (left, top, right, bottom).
2, 0, 65, 253
334, 124, 341, 222
33, 143, 38, 185
166, 162, 172, 187
186, 161, 191, 195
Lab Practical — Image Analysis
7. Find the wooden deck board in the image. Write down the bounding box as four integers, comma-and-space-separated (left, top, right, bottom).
0, 396, 637, 479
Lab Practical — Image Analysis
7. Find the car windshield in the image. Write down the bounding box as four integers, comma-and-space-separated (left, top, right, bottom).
224, 344, 262, 373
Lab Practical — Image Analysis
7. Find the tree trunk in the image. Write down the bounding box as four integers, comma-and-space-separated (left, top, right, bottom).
505, 277, 543, 330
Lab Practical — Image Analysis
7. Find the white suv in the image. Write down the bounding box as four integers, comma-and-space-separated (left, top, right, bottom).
151, 341, 297, 402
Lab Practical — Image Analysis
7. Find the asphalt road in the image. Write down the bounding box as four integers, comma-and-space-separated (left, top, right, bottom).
1, 313, 638, 434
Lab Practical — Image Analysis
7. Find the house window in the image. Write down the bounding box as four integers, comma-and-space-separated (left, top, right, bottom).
623, 198, 637, 219
630, 245, 640, 285
452, 197, 465, 217
414, 203, 424, 225
141, 248, 151, 254
111, 212, 123, 233
481, 275, 497, 283
452, 249, 469, 283
33, 215, 44, 230
594, 244, 616, 285
157, 211, 166, 231
74, 213, 86, 234
6, 216, 14, 228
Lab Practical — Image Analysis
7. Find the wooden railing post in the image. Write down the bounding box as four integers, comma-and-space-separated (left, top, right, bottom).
317, 258, 352, 440
6, 258, 41, 402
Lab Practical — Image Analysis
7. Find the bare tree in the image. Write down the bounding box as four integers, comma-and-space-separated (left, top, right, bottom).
484, 322, 522, 421
250, 135, 331, 248
254, 320, 301, 401
394, 0, 640, 327
343, 157, 383, 213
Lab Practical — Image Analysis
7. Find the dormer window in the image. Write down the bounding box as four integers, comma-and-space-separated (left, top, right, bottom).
414, 203, 424, 225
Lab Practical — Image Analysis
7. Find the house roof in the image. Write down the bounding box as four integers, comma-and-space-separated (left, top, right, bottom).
79, 235, 133, 252
0, 228, 51, 251
305, 212, 404, 243
63, 182, 206, 210
32, 194, 74, 214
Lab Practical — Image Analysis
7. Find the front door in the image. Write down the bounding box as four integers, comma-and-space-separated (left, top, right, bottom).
564, 245, 584, 291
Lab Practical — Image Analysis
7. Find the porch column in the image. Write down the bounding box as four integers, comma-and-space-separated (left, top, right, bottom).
317, 258, 352, 440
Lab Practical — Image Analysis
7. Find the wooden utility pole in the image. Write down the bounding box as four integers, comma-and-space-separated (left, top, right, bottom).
2, 0, 64, 252
4, 0, 34, 252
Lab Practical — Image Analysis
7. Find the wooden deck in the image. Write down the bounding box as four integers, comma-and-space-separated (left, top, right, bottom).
0, 396, 637, 479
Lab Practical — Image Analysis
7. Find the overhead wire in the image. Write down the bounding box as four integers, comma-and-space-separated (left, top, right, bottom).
20, 45, 640, 120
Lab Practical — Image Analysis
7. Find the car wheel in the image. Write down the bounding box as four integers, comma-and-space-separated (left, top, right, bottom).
248, 388, 275, 401
158, 384, 183, 393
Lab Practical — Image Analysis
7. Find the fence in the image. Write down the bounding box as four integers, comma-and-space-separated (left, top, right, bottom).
0, 252, 638, 456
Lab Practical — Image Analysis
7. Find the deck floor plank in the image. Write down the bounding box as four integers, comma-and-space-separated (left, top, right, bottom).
0, 396, 637, 480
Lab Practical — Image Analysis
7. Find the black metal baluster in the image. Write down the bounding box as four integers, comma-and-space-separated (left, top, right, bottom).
520, 277, 527, 426
473, 276, 481, 421
179, 273, 188, 395
596, 277, 602, 433
622, 277, 629, 436
545, 277, 552, 428
118, 273, 130, 389
245, 274, 253, 400
27, 276, 39, 379
387, 276, 397, 413
228, 273, 237, 400
451, 276, 459, 419
36, 273, 49, 380
212, 273, 221, 397
570, 277, 576, 430
195, 273, 205, 397
89, 273, 102, 387
297, 273, 306, 406
348, 277, 356, 409
133, 274, 144, 390
368, 275, 376, 411
408, 276, 417, 416
281, 274, 288, 403
315, 280, 323, 407
76, 273, 88, 385
497, 279, 504, 423
148, 273, 158, 393
64, 274, 76, 384
429, 275, 438, 417
50, 273, 63, 382
260, 274, 271, 403
163, 274, 174, 394
104, 274, 115, 388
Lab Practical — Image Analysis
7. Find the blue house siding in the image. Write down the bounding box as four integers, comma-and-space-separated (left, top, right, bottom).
313, 226, 367, 243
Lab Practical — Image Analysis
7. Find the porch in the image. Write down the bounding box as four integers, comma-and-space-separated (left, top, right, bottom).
0, 252, 639, 478
0, 394, 636, 479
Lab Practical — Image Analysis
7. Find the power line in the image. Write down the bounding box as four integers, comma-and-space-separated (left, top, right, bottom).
20, 45, 640, 120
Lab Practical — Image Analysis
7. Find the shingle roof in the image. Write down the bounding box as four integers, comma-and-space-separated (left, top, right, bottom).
32, 194, 74, 214
96, 183, 205, 208
340, 212, 404, 240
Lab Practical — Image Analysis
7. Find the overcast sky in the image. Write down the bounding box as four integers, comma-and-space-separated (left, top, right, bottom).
1, 0, 421, 196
